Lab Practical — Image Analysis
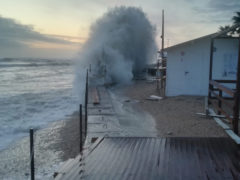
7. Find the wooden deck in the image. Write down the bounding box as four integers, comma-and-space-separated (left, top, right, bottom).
55, 137, 240, 180
55, 86, 240, 179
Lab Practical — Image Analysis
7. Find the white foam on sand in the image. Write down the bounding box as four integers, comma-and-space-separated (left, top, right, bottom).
109, 89, 158, 137
0, 120, 68, 180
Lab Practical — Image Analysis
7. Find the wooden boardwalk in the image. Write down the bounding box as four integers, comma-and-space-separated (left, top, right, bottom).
55, 137, 240, 180
87, 86, 124, 138
55, 86, 240, 179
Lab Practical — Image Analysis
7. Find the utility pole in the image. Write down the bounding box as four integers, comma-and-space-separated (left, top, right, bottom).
161, 10, 165, 97
157, 9, 164, 95
161, 9, 164, 60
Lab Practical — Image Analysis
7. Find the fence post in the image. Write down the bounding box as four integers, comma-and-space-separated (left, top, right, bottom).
218, 90, 222, 115
30, 129, 35, 180
79, 104, 83, 152
85, 69, 88, 137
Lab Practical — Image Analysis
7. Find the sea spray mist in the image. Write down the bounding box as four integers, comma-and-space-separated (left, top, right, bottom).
74, 6, 157, 101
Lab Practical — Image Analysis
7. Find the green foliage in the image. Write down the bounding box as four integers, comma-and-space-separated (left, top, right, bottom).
232, 12, 240, 24
232, 12, 240, 34
219, 11, 240, 34
219, 25, 231, 31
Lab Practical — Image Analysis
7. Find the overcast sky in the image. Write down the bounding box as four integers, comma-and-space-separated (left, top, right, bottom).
0, 0, 239, 58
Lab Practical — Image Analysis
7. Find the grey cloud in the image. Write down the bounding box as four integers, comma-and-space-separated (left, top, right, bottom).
208, 0, 240, 12
0, 15, 77, 48
194, 0, 240, 14
192, 0, 239, 25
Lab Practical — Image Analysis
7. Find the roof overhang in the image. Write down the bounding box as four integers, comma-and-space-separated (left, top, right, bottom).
165, 23, 240, 51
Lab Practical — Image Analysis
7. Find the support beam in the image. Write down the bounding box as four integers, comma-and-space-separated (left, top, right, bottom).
208, 38, 214, 106
233, 36, 240, 135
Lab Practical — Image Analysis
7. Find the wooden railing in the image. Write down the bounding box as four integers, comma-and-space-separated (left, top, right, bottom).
208, 80, 239, 133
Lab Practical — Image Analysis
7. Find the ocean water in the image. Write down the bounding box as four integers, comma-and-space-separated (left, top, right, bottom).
0, 58, 78, 150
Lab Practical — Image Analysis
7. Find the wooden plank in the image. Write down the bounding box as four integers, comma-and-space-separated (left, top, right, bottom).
215, 79, 237, 83
55, 156, 81, 180
196, 112, 229, 119
208, 108, 230, 130
209, 80, 234, 96
225, 130, 240, 144
56, 137, 240, 180
210, 90, 233, 108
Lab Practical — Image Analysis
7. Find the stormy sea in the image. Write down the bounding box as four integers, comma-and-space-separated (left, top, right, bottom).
0, 6, 157, 179
0, 58, 79, 179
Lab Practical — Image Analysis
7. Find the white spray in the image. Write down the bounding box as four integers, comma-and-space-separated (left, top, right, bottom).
74, 6, 157, 100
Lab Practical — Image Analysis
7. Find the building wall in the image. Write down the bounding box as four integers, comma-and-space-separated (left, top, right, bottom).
166, 38, 238, 96
212, 39, 239, 80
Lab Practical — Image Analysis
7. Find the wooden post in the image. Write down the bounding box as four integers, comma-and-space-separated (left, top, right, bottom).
218, 90, 222, 115
79, 104, 83, 152
29, 129, 35, 180
208, 39, 214, 107
233, 36, 240, 135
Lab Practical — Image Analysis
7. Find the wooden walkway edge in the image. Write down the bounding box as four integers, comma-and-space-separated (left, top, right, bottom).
55, 137, 240, 180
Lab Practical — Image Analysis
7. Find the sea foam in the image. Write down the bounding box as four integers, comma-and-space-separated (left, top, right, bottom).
75, 6, 157, 92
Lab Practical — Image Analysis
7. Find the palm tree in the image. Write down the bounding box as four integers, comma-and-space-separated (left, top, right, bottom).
219, 12, 240, 34
219, 25, 231, 31
233, 12, 240, 24
232, 11, 240, 33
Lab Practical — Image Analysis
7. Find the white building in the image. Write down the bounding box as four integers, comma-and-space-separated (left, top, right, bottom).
165, 33, 239, 96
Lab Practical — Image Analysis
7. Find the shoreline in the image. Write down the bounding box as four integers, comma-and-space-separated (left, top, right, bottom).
0, 80, 228, 179
0, 111, 81, 179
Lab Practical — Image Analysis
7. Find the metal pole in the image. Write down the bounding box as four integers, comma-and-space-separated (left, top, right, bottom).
161, 9, 165, 97
85, 69, 88, 137
79, 104, 83, 152
30, 129, 35, 180
233, 36, 240, 134
161, 9, 164, 59
157, 9, 164, 92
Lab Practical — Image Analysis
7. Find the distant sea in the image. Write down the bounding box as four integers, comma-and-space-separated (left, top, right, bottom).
0, 58, 78, 150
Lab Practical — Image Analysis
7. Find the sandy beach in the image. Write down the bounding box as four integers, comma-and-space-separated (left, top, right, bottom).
122, 80, 227, 137
0, 80, 228, 179
0, 112, 81, 179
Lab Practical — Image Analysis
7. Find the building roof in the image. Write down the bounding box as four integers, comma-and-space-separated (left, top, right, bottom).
164, 33, 217, 51
165, 23, 240, 51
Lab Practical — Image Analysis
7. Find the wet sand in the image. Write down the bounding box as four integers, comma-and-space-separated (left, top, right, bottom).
0, 112, 81, 179
54, 112, 81, 160
123, 80, 227, 137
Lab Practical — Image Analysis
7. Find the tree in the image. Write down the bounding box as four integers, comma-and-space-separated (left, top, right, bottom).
232, 11, 240, 34
233, 12, 240, 24
219, 11, 240, 34
219, 25, 231, 31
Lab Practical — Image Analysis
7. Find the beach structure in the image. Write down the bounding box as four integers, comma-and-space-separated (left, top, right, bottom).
156, 10, 166, 96
54, 83, 240, 179
165, 30, 239, 97
56, 137, 240, 180
165, 24, 240, 139
54, 25, 240, 180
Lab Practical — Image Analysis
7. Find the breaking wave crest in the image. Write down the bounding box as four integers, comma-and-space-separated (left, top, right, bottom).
75, 6, 157, 88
